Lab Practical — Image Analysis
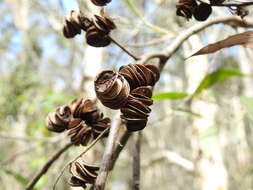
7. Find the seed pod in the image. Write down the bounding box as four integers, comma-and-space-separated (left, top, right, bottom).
120, 86, 153, 131
85, 15, 116, 47
68, 119, 94, 146
119, 64, 160, 90
63, 10, 92, 38
90, 0, 112, 6
91, 114, 110, 138
45, 105, 71, 133
176, 0, 198, 20
69, 98, 99, 123
68, 159, 99, 188
95, 70, 130, 109
193, 3, 212, 21
209, 0, 225, 5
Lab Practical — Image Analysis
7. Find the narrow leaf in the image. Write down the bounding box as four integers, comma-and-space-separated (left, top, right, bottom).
152, 92, 188, 100
193, 68, 244, 96
190, 31, 253, 57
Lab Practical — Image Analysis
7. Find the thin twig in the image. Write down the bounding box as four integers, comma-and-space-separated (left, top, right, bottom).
93, 112, 121, 190
109, 36, 140, 61
53, 127, 110, 190
25, 142, 73, 190
132, 132, 141, 190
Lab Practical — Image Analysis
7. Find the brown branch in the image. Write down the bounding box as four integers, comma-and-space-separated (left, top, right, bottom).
93, 112, 122, 190
109, 130, 131, 171
25, 142, 73, 190
138, 16, 253, 65
132, 132, 141, 190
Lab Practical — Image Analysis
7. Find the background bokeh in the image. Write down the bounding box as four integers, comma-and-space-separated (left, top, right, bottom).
0, 0, 253, 189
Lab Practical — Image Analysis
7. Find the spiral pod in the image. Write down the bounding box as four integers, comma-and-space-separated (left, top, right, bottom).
193, 2, 212, 21
119, 64, 160, 90
70, 98, 99, 123
121, 86, 153, 131
63, 10, 92, 38
91, 114, 110, 138
68, 159, 99, 188
45, 105, 71, 132
95, 70, 130, 109
90, 0, 112, 6
62, 10, 116, 47
86, 15, 116, 47
68, 119, 94, 146
176, 0, 198, 20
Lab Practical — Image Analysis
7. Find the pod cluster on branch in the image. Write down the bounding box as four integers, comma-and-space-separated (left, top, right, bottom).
95, 64, 160, 131
90, 0, 112, 6
68, 159, 99, 189
63, 10, 116, 47
176, 0, 249, 21
45, 98, 110, 146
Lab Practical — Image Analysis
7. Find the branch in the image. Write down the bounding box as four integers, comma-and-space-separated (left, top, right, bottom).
132, 132, 141, 190
25, 142, 73, 190
93, 112, 122, 190
138, 16, 253, 65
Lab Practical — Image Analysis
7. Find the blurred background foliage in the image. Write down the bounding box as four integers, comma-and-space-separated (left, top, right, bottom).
0, 0, 253, 190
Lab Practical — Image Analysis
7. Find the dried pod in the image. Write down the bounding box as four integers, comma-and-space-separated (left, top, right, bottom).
68, 159, 99, 188
68, 119, 94, 146
91, 114, 110, 138
193, 3, 212, 21
69, 98, 99, 123
209, 0, 225, 5
95, 70, 130, 109
120, 86, 153, 131
91, 0, 112, 6
119, 64, 160, 90
85, 15, 116, 47
45, 105, 71, 133
176, 0, 198, 20
63, 10, 92, 38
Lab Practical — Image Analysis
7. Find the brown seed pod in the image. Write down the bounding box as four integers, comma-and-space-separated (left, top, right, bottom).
95, 70, 130, 109
68, 159, 99, 188
119, 64, 160, 90
69, 98, 99, 123
45, 105, 71, 133
90, 0, 112, 6
85, 15, 116, 47
193, 3, 212, 21
63, 10, 92, 38
68, 119, 94, 146
91, 114, 110, 138
176, 0, 198, 20
120, 86, 153, 131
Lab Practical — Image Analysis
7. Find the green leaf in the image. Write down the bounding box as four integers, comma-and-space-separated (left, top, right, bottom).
2, 168, 29, 186
152, 92, 188, 100
241, 96, 253, 121
193, 68, 244, 96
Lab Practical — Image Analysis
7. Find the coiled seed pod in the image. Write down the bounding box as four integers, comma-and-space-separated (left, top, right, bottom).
62, 10, 116, 47
68, 119, 94, 146
95, 70, 130, 109
63, 10, 92, 38
45, 105, 71, 132
121, 86, 153, 131
90, 0, 112, 6
119, 64, 160, 90
176, 0, 198, 20
193, 3, 212, 21
69, 98, 99, 123
68, 159, 99, 188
